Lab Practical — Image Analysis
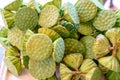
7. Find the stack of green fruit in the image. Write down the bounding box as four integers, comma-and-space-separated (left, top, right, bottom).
0, 0, 120, 80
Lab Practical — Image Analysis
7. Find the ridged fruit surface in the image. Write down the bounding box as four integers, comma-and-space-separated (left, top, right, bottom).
8, 27, 24, 50
39, 5, 59, 28
38, 28, 60, 42
26, 34, 53, 61
15, 8, 38, 31
75, 0, 97, 22
53, 37, 65, 63
93, 10, 116, 31
29, 57, 56, 80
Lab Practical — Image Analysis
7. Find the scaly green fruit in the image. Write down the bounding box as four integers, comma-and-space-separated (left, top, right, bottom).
98, 56, 120, 72
78, 23, 93, 35
93, 10, 116, 31
15, 7, 38, 31
29, 57, 56, 80
75, 0, 97, 22
8, 27, 24, 50
62, 2, 79, 24
60, 63, 73, 80
4, 56, 22, 76
80, 36, 95, 59
86, 67, 102, 80
26, 34, 53, 61
4, 0, 23, 11
63, 53, 83, 70
52, 25, 70, 38
80, 59, 97, 74
39, 5, 59, 28
64, 38, 85, 54
93, 34, 110, 59
38, 28, 60, 42
53, 37, 65, 63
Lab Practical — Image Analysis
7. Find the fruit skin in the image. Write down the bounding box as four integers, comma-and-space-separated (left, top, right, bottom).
26, 34, 53, 61
39, 5, 59, 28
8, 27, 24, 50
4, 0, 23, 11
115, 10, 120, 27
53, 37, 65, 63
64, 38, 85, 54
93, 10, 116, 31
80, 36, 95, 59
4, 56, 22, 76
38, 28, 60, 42
92, 34, 110, 59
60, 63, 72, 80
63, 53, 83, 70
29, 57, 56, 80
62, 2, 79, 24
75, 0, 97, 22
15, 7, 38, 31
98, 56, 120, 72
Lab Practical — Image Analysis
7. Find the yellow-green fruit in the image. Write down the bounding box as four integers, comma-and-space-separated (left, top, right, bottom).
60, 63, 72, 80
26, 34, 53, 61
29, 57, 56, 80
78, 23, 93, 35
4, 56, 22, 76
39, 5, 59, 28
98, 56, 120, 72
80, 59, 97, 74
93, 10, 116, 31
4, 0, 23, 11
64, 38, 85, 54
8, 27, 24, 50
15, 8, 38, 31
38, 28, 60, 42
63, 53, 83, 70
53, 37, 65, 63
75, 0, 97, 22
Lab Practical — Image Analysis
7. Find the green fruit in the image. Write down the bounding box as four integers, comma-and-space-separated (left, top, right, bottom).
29, 57, 56, 79
62, 2, 79, 24
39, 5, 59, 28
26, 34, 53, 61
0, 27, 8, 38
38, 28, 60, 42
75, 0, 97, 22
105, 28, 120, 45
52, 0, 62, 8
4, 0, 23, 11
86, 67, 102, 80
72, 74, 81, 80
60, 63, 72, 80
64, 38, 85, 54
106, 70, 120, 80
93, 10, 116, 31
53, 37, 65, 63
52, 25, 70, 38
80, 59, 97, 73
93, 34, 110, 59
15, 7, 38, 31
115, 10, 120, 27
80, 36, 95, 59
5, 45, 19, 57
3, 10, 15, 28
98, 56, 120, 72
4, 56, 22, 76
28, 0, 41, 13
63, 53, 83, 70
47, 75, 57, 80
8, 27, 24, 50
78, 23, 93, 35
22, 29, 34, 56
